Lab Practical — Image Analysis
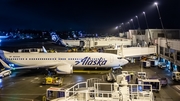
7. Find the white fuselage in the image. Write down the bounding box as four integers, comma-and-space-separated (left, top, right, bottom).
1, 52, 128, 69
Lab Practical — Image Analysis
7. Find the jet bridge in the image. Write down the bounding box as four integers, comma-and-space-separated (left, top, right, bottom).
104, 45, 157, 58
83, 38, 132, 48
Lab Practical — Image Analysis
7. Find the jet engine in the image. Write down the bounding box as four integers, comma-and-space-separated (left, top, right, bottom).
55, 64, 73, 74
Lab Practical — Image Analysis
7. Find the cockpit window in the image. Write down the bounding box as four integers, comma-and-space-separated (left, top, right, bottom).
117, 57, 122, 59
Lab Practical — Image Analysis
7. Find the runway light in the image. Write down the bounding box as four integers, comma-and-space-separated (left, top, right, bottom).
0, 79, 2, 83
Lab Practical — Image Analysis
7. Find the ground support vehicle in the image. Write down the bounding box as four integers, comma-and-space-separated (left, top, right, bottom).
0, 70, 11, 78
42, 76, 63, 86
172, 72, 180, 81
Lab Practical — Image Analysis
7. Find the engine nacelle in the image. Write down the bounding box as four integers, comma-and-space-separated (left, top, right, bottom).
56, 64, 73, 74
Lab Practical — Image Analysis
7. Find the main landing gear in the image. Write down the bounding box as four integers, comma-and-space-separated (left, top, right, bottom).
45, 69, 57, 76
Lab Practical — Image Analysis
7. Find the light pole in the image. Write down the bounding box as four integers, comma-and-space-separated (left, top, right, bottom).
115, 26, 120, 36
135, 16, 141, 29
143, 11, 152, 45
154, 2, 169, 48
135, 15, 142, 46
130, 19, 135, 29
121, 23, 126, 36
154, 2, 165, 30
127, 22, 131, 29
121, 23, 124, 31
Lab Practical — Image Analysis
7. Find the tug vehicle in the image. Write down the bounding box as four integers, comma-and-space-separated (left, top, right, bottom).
42, 76, 63, 86
172, 72, 180, 81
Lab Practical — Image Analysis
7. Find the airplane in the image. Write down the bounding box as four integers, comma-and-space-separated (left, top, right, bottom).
0, 50, 128, 74
50, 32, 82, 48
50, 32, 131, 49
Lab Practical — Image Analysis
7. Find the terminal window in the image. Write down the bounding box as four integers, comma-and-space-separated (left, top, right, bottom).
177, 51, 180, 60
160, 47, 163, 55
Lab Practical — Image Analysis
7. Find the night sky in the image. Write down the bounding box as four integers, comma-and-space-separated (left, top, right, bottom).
0, 0, 179, 33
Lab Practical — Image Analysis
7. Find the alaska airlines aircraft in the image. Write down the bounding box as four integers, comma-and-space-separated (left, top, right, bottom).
50, 32, 82, 47
0, 50, 128, 74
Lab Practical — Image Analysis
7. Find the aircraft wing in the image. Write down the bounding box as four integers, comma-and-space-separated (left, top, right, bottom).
11, 64, 58, 69
0, 59, 70, 70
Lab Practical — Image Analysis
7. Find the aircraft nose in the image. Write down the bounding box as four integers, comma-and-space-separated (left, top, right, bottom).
121, 59, 129, 66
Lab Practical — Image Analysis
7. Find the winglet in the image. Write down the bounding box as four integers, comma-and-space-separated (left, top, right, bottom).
121, 44, 124, 58
114, 44, 118, 49
42, 46, 47, 53
0, 59, 11, 69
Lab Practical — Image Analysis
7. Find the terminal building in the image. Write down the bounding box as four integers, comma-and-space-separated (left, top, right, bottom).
127, 29, 180, 72
51, 29, 180, 72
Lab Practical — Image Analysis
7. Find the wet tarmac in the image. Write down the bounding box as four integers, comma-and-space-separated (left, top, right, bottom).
0, 39, 180, 101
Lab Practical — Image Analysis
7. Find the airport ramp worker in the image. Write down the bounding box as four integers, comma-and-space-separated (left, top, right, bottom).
130, 72, 134, 80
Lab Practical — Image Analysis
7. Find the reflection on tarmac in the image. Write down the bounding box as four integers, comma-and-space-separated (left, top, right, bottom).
0, 40, 180, 101
0, 63, 180, 101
